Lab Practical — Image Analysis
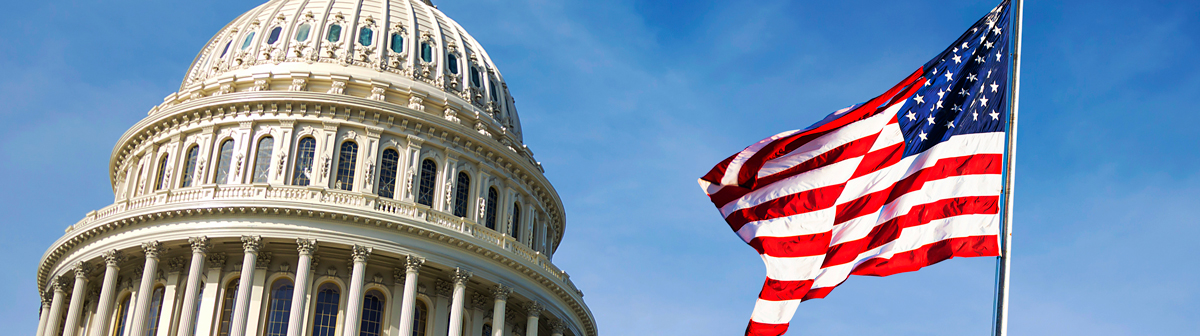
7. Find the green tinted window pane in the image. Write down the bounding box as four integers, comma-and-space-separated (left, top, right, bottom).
240, 32, 255, 50
295, 24, 311, 42
447, 54, 458, 74
389, 33, 403, 53
358, 27, 373, 46
420, 43, 432, 62
470, 68, 480, 87
326, 24, 342, 43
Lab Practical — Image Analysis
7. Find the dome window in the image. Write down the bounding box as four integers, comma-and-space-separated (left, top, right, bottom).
358, 27, 373, 46
219, 40, 232, 58
326, 24, 342, 43
295, 23, 311, 42
469, 67, 481, 87
447, 54, 459, 74
420, 42, 432, 63
266, 26, 282, 45
389, 33, 403, 53
490, 81, 499, 101
240, 32, 256, 50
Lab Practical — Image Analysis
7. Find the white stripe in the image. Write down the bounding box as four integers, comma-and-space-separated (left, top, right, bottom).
719, 157, 861, 217
720, 129, 804, 186
837, 131, 1006, 203
809, 214, 999, 288
756, 109, 896, 178
750, 299, 802, 325
736, 208, 835, 242
830, 174, 1001, 246
763, 254, 828, 281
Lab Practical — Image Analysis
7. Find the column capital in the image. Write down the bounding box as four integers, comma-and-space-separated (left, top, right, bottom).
102, 250, 124, 267
141, 241, 164, 259
404, 255, 425, 273
392, 267, 406, 283
492, 284, 513, 301
451, 268, 472, 286
51, 276, 68, 293
526, 301, 542, 318
351, 245, 372, 263
470, 291, 489, 310
72, 262, 92, 279
206, 253, 228, 269
241, 235, 263, 253
41, 296, 52, 307
434, 279, 452, 298
189, 236, 211, 254
167, 256, 188, 273
549, 320, 565, 334
256, 252, 274, 269
296, 238, 318, 255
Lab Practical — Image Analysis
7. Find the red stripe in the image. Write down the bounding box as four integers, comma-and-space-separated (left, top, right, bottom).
822, 196, 999, 268
700, 154, 738, 186
834, 153, 1003, 225
746, 321, 789, 336
758, 278, 816, 301
724, 184, 845, 232
750, 232, 831, 257
732, 69, 925, 189
753, 131, 880, 189
850, 235, 999, 276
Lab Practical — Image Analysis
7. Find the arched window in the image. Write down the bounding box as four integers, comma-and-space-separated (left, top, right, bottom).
154, 154, 170, 191
447, 54, 459, 74
420, 42, 432, 63
481, 324, 491, 336
295, 24, 312, 42
453, 172, 470, 217
378, 149, 400, 198
291, 137, 316, 186
389, 33, 404, 53
252, 136, 274, 183
264, 279, 294, 336
241, 32, 256, 50
511, 202, 522, 239
411, 300, 428, 336
213, 139, 235, 184
326, 24, 342, 43
110, 294, 131, 336
359, 290, 385, 336
416, 159, 437, 206
146, 286, 166, 336
180, 145, 199, 188
335, 141, 358, 191
358, 27, 374, 46
485, 187, 498, 230
267, 26, 283, 44
311, 283, 341, 336
218, 278, 240, 336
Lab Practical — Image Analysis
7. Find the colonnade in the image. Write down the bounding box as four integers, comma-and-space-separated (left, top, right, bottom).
37, 236, 572, 336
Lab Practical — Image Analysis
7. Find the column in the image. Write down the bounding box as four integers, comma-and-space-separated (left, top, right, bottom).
245, 252, 271, 336
489, 285, 511, 336
548, 320, 565, 336
524, 302, 541, 336
447, 268, 472, 336
286, 239, 318, 336
396, 256, 423, 336
431, 281, 450, 336
89, 251, 122, 336
62, 263, 91, 336
229, 236, 261, 336
469, 292, 487, 336
176, 237, 209, 336
42, 278, 68, 336
36, 297, 52, 336
153, 258, 184, 336
194, 253, 227, 336
129, 241, 163, 336
386, 269, 405, 336
341, 245, 372, 336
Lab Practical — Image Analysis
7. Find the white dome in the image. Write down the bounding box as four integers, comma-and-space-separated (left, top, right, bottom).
181, 0, 524, 142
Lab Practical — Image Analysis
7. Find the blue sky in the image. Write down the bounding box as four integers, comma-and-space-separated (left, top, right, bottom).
2, 0, 1198, 335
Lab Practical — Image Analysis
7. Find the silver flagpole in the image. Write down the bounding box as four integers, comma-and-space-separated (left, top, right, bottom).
994, 0, 1023, 335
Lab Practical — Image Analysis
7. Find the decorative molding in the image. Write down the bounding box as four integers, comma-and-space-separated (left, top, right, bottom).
255, 252, 273, 269
72, 262, 91, 279
492, 284, 512, 301
350, 245, 372, 263
470, 291, 489, 309
167, 257, 187, 273
206, 253, 227, 269
141, 241, 163, 259
189, 236, 210, 254
451, 267, 472, 286
526, 301, 542, 318
434, 279, 452, 298
102, 250, 123, 267
549, 320, 565, 334
241, 235, 263, 253
404, 255, 425, 273
296, 238, 318, 255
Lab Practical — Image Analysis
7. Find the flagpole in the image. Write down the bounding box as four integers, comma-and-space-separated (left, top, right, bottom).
994, 0, 1023, 335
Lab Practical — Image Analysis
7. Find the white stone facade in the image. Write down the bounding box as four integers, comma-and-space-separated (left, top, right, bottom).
33, 1, 594, 336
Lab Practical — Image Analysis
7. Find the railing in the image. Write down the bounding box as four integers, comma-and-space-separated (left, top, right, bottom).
65, 184, 581, 296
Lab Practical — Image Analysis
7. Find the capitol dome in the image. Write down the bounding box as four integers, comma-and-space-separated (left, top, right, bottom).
33, 1, 595, 336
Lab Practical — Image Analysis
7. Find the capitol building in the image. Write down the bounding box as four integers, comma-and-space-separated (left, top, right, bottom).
32, 1, 596, 336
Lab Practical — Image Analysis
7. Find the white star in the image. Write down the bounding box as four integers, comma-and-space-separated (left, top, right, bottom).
946, 120, 955, 128
952, 104, 962, 112
972, 27, 979, 33
918, 131, 928, 141
990, 81, 1000, 92
987, 70, 993, 78
995, 51, 1003, 61
990, 111, 1000, 120
976, 56, 986, 63
958, 88, 969, 96
961, 42, 969, 49
973, 111, 979, 121
933, 67, 939, 75
984, 41, 994, 49
937, 89, 946, 99
906, 111, 917, 121
927, 116, 936, 125
968, 73, 978, 82
952, 54, 962, 64
980, 34, 988, 43
944, 71, 954, 81
980, 96, 989, 106
993, 27, 1002, 35
953, 47, 959, 53
913, 94, 925, 104
925, 79, 933, 87
936, 99, 944, 109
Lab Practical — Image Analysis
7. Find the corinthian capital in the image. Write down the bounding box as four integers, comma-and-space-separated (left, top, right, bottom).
526, 301, 542, 318
51, 276, 68, 292
492, 284, 512, 301
241, 235, 262, 253
351, 245, 373, 263
102, 250, 123, 267
404, 255, 425, 273
206, 253, 227, 269
141, 241, 163, 258
189, 236, 210, 254
549, 320, 566, 334
72, 262, 91, 278
296, 238, 318, 255
451, 268, 472, 286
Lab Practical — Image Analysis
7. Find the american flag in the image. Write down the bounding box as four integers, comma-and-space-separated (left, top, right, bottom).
698, 2, 1012, 335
